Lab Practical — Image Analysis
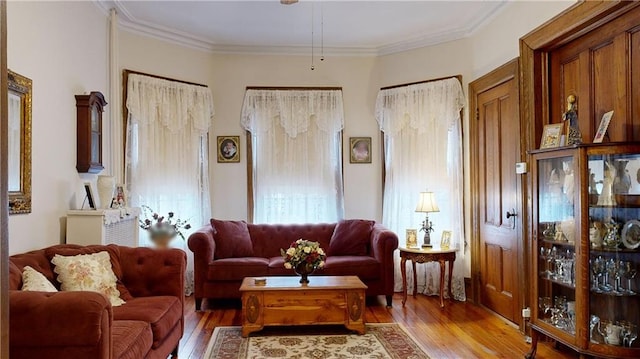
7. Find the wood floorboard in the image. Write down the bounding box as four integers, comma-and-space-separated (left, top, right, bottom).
175, 294, 579, 359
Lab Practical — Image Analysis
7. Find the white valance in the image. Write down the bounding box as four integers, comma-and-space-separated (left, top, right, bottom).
375, 77, 464, 135
241, 89, 344, 138
126, 74, 214, 134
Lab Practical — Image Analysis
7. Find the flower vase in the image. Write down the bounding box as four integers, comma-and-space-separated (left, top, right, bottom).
295, 262, 316, 284
96, 175, 115, 209
151, 233, 175, 249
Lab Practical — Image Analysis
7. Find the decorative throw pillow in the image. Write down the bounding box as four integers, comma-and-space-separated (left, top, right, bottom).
51, 251, 125, 306
328, 219, 375, 256
210, 219, 254, 259
45, 245, 133, 301
21, 266, 58, 292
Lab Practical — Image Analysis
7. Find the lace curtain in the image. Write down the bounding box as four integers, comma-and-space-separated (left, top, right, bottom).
375, 77, 466, 301
241, 89, 345, 224
125, 74, 214, 296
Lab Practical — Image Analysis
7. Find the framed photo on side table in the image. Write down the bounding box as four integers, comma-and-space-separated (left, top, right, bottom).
593, 110, 614, 143
539, 123, 565, 149
406, 229, 418, 248
440, 230, 452, 250
349, 137, 371, 163
217, 136, 240, 163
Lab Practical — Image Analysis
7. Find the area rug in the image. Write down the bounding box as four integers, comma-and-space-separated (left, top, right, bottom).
203, 323, 430, 359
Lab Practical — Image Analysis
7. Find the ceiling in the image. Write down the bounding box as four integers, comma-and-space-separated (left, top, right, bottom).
97, 0, 508, 55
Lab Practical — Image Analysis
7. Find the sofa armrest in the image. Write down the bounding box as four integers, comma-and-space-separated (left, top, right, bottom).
188, 226, 215, 264
187, 226, 215, 300
10, 290, 111, 347
118, 246, 186, 299
370, 224, 399, 268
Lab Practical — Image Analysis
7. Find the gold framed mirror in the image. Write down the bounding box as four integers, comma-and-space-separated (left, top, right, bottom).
8, 70, 32, 214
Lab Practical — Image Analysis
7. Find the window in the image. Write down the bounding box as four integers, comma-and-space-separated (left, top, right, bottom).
376, 77, 466, 300
241, 89, 345, 224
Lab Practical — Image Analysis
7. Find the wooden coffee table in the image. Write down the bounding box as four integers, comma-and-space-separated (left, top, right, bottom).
239, 275, 367, 337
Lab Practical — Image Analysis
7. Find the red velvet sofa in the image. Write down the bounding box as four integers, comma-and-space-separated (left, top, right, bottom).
8, 244, 185, 359
188, 219, 398, 310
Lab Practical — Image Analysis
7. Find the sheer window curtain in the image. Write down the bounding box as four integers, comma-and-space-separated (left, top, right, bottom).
125, 74, 214, 296
241, 89, 344, 224
375, 78, 466, 300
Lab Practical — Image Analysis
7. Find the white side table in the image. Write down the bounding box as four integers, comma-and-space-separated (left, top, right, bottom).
66, 207, 141, 247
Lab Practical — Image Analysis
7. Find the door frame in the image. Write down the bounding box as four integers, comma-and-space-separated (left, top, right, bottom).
0, 1, 8, 356
470, 58, 525, 329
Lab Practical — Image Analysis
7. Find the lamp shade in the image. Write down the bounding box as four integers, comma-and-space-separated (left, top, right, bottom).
415, 192, 439, 213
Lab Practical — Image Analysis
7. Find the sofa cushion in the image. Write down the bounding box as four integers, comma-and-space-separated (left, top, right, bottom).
267, 256, 291, 276
45, 245, 133, 301
113, 296, 181, 349
51, 251, 125, 306
112, 320, 153, 359
207, 257, 269, 281
328, 219, 375, 256
210, 219, 254, 259
21, 266, 58, 292
322, 256, 380, 280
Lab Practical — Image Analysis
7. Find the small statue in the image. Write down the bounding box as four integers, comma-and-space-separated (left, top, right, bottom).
562, 95, 582, 145
603, 221, 621, 249
612, 160, 631, 194
597, 161, 617, 206
562, 160, 574, 204
588, 169, 601, 195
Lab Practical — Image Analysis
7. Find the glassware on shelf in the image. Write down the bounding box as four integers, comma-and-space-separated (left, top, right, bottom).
625, 261, 637, 295
539, 296, 552, 320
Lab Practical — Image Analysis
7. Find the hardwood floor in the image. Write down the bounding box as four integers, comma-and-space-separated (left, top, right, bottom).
177, 294, 578, 359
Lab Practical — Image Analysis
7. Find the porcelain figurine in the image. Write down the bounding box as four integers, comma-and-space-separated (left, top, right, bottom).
613, 160, 632, 194
562, 95, 582, 145
597, 161, 617, 206
589, 222, 604, 249
603, 222, 621, 249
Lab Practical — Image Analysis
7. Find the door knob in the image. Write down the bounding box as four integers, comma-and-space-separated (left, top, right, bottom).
506, 210, 517, 219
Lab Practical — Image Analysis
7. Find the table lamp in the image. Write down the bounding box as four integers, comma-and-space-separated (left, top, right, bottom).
416, 192, 439, 248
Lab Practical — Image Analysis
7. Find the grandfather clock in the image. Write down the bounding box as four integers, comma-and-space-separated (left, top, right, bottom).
76, 92, 107, 173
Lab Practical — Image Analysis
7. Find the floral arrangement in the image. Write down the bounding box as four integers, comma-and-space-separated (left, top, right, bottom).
280, 239, 326, 270
139, 205, 191, 241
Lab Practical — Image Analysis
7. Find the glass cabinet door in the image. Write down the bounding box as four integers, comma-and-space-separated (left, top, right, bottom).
587, 152, 640, 349
537, 155, 577, 335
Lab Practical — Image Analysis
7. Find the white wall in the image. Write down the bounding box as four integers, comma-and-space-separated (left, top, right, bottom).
7, 1, 109, 255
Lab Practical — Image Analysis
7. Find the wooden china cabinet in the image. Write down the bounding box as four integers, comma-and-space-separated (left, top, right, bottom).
527, 143, 640, 358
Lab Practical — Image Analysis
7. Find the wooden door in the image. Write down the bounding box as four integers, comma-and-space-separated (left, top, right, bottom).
471, 59, 522, 325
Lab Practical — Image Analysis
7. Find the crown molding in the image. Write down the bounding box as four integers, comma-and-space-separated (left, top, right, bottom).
94, 0, 507, 57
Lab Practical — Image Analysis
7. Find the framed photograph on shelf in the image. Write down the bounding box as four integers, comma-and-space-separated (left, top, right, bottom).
114, 184, 126, 208
539, 123, 565, 149
217, 136, 240, 163
593, 110, 614, 143
440, 230, 452, 250
349, 137, 371, 163
406, 229, 418, 248
83, 182, 96, 210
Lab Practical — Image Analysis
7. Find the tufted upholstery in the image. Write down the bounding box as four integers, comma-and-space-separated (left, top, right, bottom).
188, 221, 398, 309
9, 244, 185, 359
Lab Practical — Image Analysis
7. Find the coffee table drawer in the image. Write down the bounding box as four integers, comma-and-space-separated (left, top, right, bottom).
263, 290, 346, 325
